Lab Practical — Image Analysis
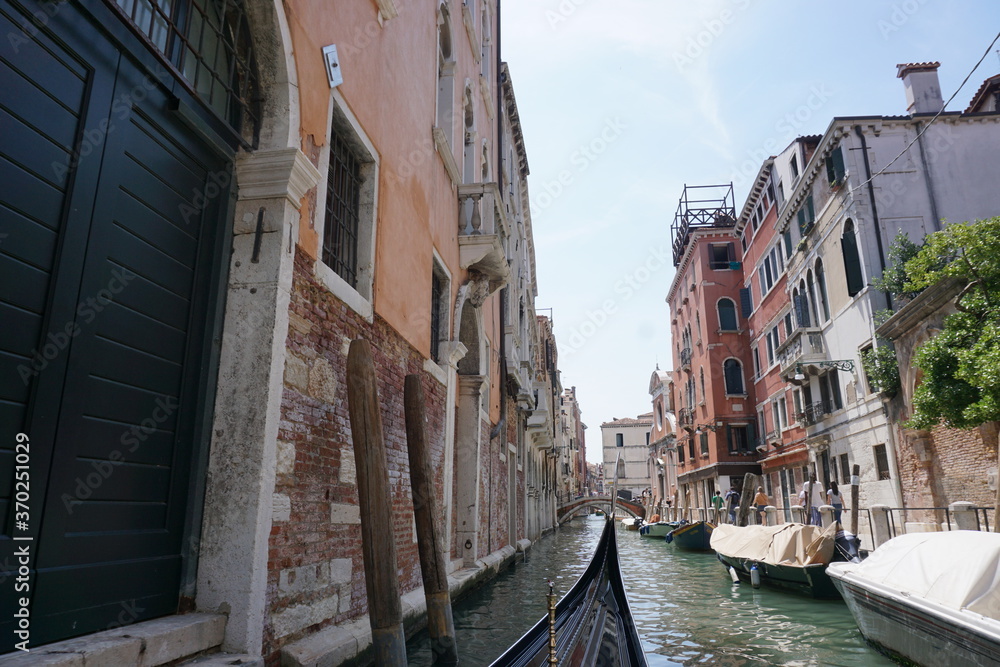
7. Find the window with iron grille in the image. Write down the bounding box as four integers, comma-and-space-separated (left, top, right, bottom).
430, 268, 444, 362
323, 131, 362, 288
109, 0, 260, 142
873, 444, 891, 480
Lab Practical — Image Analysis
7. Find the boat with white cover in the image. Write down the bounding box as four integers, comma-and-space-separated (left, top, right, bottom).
828, 530, 1000, 667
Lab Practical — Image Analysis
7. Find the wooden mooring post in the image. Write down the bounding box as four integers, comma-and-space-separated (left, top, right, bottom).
850, 464, 861, 537
346, 340, 407, 666
404, 375, 458, 664
735, 472, 760, 526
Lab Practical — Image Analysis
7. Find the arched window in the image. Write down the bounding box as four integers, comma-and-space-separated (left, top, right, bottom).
724, 359, 745, 395
794, 282, 811, 328
815, 258, 830, 321
717, 298, 738, 331
699, 367, 706, 402
806, 270, 819, 325
842, 219, 864, 296
436, 6, 456, 138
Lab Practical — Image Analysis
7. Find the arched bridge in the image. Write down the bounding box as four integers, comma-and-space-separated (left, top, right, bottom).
557, 496, 646, 524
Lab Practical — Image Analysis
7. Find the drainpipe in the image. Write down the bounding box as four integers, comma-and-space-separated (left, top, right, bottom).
853, 125, 887, 277
913, 121, 943, 233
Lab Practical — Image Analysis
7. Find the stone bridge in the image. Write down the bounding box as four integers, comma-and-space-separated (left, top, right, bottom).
556, 496, 647, 524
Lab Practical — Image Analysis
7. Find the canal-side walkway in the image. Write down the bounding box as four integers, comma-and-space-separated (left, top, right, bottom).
282, 538, 537, 666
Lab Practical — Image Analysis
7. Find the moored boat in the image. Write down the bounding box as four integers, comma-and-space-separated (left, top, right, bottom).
622, 517, 640, 531
710, 522, 858, 598
639, 521, 679, 538
828, 530, 1000, 667
665, 520, 714, 550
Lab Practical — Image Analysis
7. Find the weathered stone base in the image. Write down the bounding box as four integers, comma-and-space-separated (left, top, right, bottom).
279, 543, 526, 666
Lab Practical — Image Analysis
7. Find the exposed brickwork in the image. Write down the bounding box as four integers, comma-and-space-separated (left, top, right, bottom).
263, 247, 447, 664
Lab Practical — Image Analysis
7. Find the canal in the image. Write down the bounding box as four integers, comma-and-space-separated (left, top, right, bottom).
406, 514, 896, 665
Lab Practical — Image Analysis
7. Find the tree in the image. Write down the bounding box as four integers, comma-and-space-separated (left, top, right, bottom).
871, 230, 925, 301
902, 217, 1000, 528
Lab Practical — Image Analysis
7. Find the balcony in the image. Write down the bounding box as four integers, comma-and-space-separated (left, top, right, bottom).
678, 407, 694, 427
670, 183, 736, 266
458, 182, 511, 286
680, 347, 692, 372
776, 327, 825, 384
798, 401, 833, 427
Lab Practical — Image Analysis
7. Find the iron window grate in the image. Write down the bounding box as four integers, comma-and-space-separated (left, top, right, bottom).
430, 271, 443, 362
107, 0, 260, 143
323, 132, 362, 288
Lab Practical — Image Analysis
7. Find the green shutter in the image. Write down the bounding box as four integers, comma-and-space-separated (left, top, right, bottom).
842, 227, 864, 296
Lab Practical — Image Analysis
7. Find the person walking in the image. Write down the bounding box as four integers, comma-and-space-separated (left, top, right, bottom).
798, 474, 823, 526
710, 489, 724, 524
753, 486, 769, 524
724, 486, 740, 524
827, 480, 844, 523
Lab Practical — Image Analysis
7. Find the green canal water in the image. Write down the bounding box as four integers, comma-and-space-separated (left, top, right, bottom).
406, 514, 896, 666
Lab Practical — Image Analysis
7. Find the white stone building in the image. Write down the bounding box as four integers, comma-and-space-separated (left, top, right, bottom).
600, 414, 654, 498
772, 61, 1000, 513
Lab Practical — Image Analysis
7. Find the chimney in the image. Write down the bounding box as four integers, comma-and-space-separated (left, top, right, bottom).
896, 62, 944, 115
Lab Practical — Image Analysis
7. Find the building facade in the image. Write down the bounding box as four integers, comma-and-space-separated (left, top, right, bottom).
666, 185, 761, 513
0, 0, 571, 662
600, 414, 653, 498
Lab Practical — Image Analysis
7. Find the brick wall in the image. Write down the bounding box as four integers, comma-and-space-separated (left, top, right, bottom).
263, 248, 447, 663
894, 421, 997, 512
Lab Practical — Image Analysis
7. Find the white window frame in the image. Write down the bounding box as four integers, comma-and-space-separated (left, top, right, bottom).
315, 88, 380, 322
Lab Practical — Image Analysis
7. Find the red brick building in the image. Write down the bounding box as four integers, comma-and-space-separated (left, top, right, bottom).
666, 185, 760, 512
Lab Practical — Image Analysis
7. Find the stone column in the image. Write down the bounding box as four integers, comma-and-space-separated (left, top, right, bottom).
765, 506, 778, 526
949, 501, 979, 531
436, 342, 467, 556
791, 505, 806, 524
455, 375, 486, 566
819, 505, 836, 528
197, 147, 321, 654
870, 504, 892, 547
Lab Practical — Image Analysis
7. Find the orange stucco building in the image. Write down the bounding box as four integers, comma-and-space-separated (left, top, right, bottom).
0, 0, 562, 663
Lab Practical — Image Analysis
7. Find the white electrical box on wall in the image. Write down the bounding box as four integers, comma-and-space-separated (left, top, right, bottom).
323, 45, 343, 88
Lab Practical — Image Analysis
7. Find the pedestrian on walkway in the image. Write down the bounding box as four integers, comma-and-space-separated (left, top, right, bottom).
798, 474, 823, 526
724, 486, 740, 524
710, 489, 723, 523
753, 487, 769, 524
827, 480, 844, 523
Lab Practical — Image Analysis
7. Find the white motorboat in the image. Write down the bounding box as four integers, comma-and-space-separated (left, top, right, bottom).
828, 530, 1000, 667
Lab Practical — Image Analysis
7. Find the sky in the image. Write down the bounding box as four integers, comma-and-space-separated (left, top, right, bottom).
498, 1, 1000, 463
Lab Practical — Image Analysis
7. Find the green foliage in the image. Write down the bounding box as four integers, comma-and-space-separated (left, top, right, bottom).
861, 344, 900, 398
903, 217, 1000, 430
872, 308, 895, 329
871, 231, 924, 299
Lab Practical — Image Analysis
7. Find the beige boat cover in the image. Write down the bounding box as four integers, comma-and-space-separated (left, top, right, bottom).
827, 530, 1000, 620
710, 522, 837, 566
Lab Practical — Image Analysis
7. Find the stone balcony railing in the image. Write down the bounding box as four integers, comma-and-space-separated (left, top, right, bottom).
776, 327, 825, 383
679, 347, 692, 371
457, 182, 510, 286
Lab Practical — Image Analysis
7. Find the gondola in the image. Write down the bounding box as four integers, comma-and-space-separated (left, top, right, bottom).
489, 453, 647, 666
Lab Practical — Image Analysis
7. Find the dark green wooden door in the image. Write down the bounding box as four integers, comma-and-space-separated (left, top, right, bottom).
0, 0, 232, 650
